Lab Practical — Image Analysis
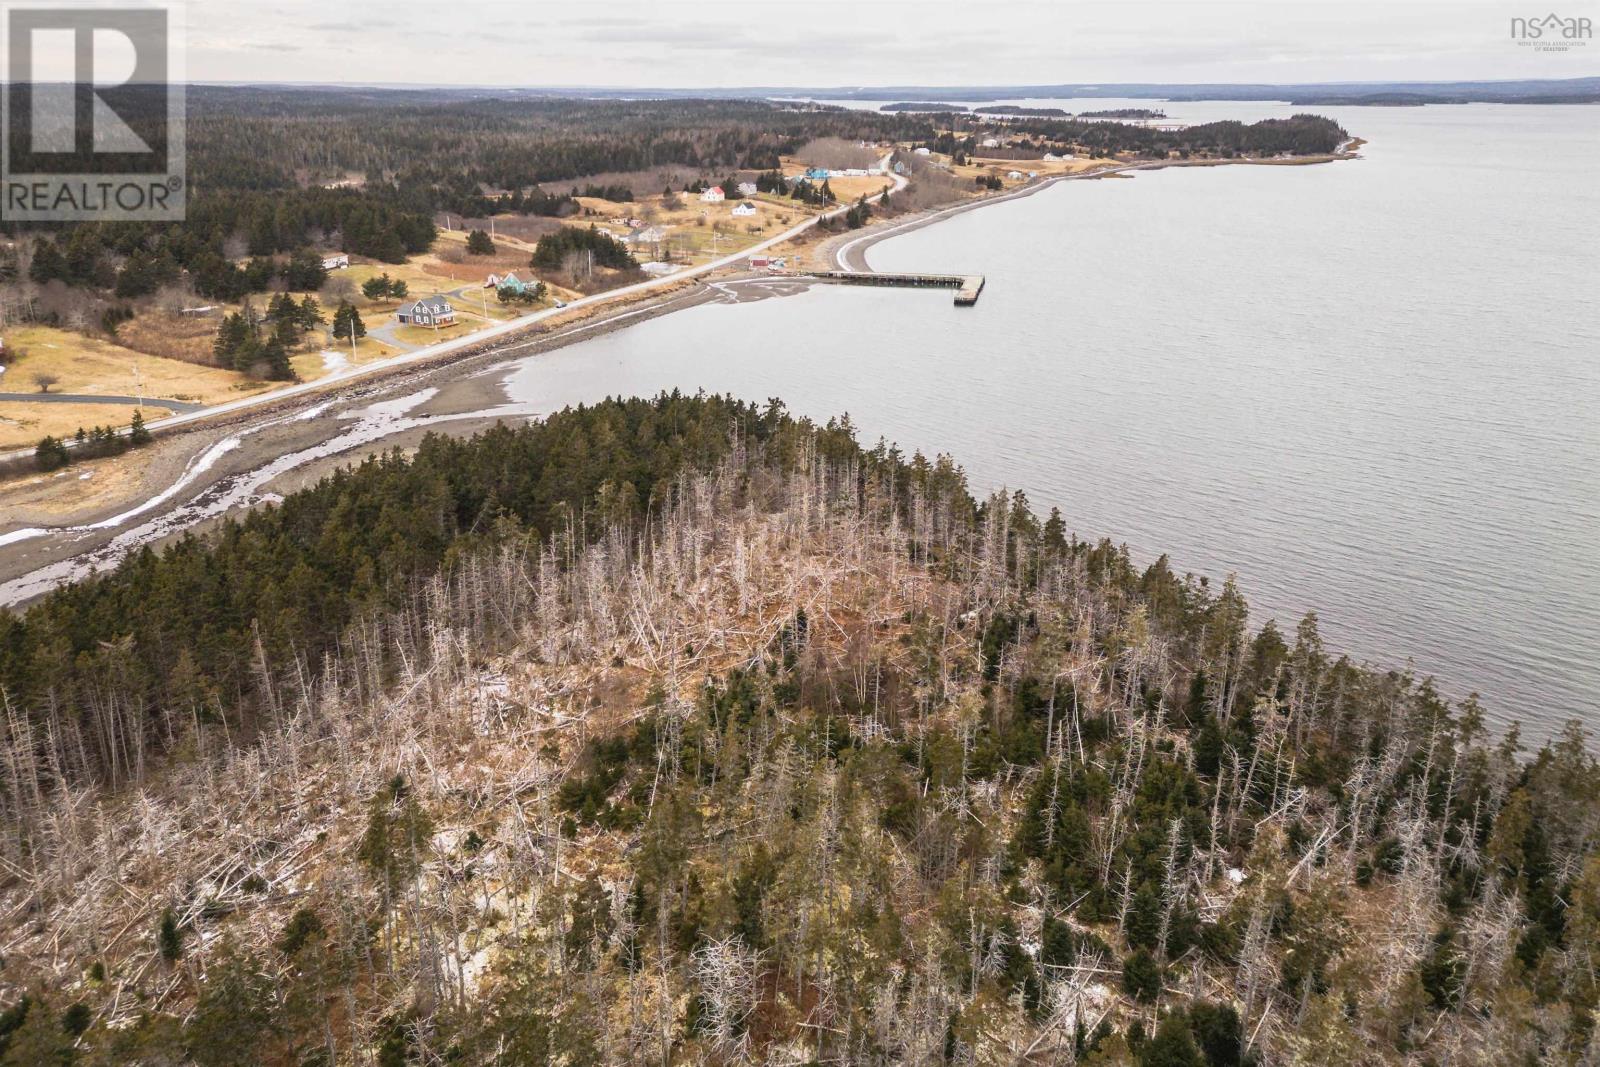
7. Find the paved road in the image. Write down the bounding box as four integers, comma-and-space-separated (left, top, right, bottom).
0, 392, 206, 413
0, 160, 908, 463
364, 320, 422, 354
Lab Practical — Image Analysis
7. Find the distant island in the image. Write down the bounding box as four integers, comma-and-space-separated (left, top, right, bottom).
1078, 107, 1168, 119
1288, 94, 1432, 106
1289, 90, 1600, 106
760, 77, 1600, 106
879, 101, 970, 112
972, 105, 1069, 116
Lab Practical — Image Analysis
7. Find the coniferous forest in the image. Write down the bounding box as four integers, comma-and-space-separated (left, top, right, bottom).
0, 394, 1593, 1066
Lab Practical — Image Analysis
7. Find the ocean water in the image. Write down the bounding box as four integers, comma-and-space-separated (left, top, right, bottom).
500, 102, 1600, 740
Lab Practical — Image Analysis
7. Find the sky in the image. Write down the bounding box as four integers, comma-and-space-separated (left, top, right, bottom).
187, 0, 1600, 87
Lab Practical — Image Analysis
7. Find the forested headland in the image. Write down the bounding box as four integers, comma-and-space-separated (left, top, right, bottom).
922, 114, 1346, 163
0, 393, 1592, 1066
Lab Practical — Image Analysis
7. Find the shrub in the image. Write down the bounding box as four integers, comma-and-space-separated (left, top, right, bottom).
1122, 949, 1164, 1003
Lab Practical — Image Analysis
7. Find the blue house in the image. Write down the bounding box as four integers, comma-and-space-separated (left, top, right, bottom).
396, 294, 456, 327
805, 167, 831, 180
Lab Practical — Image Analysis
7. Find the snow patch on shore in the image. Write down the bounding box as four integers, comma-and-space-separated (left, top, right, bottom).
0, 528, 47, 548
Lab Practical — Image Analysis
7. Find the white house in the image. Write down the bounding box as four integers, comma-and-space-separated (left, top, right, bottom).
736, 182, 758, 197
731, 202, 757, 217
700, 186, 725, 202
321, 254, 350, 270
1007, 170, 1024, 180
624, 224, 666, 245
913, 147, 932, 156
980, 137, 1001, 149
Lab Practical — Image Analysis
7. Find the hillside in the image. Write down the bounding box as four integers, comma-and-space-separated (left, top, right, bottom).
0, 395, 1595, 1065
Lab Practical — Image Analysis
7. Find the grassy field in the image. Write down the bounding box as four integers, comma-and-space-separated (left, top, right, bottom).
287, 332, 401, 382
0, 401, 172, 450
555, 185, 824, 269
116, 311, 223, 365
942, 153, 1116, 193
342, 260, 462, 304
389, 321, 472, 347
0, 436, 182, 516
2, 325, 269, 404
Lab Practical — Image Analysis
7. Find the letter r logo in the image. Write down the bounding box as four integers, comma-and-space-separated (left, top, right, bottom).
4, 6, 170, 168
1, 4, 186, 221
27, 23, 151, 152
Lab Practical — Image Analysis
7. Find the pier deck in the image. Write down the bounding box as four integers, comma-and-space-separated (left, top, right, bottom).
809, 270, 986, 306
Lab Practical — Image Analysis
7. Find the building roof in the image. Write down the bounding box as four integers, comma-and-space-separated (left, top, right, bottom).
400, 295, 453, 316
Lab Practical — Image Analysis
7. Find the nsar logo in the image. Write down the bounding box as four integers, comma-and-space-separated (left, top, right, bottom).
1510, 12, 1593, 51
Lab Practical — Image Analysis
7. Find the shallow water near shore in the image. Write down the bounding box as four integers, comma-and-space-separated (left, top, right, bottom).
497, 101, 1600, 740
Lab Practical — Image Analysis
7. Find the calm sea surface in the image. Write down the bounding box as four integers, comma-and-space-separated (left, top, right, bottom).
501, 101, 1600, 739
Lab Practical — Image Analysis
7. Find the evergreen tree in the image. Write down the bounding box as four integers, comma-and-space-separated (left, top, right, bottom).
331, 300, 366, 342
158, 908, 183, 964
213, 311, 253, 369
466, 228, 496, 255
261, 336, 296, 381
282, 248, 328, 290
28, 238, 68, 284
1139, 1015, 1205, 1067
296, 295, 324, 331
1122, 950, 1164, 1003
1185, 1001, 1242, 1067
33, 436, 70, 472
184, 945, 275, 1067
